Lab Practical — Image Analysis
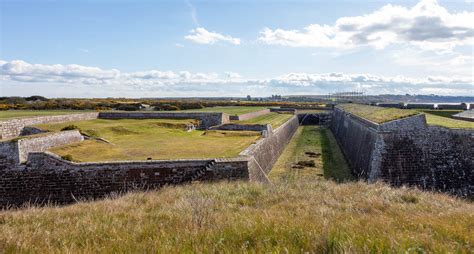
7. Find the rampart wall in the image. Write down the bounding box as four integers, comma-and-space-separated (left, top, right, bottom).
240, 115, 299, 182
0, 112, 99, 139
331, 107, 473, 197
0, 153, 248, 208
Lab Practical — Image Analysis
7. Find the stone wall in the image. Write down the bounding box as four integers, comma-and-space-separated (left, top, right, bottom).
240, 115, 299, 182
229, 109, 270, 121
0, 152, 249, 208
331, 106, 473, 197
0, 141, 19, 170
0, 112, 99, 139
98, 112, 229, 129
17, 130, 83, 163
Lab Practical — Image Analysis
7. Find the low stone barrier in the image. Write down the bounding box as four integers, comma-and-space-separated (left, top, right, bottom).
209, 123, 272, 133
331, 106, 473, 197
0, 112, 99, 139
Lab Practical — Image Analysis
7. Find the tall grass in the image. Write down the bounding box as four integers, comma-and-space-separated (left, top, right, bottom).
1, 180, 472, 253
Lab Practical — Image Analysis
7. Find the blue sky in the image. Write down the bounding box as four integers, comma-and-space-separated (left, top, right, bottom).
1, 0, 473, 97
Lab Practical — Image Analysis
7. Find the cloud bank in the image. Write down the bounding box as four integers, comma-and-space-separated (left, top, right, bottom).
258, 0, 473, 51
1, 60, 472, 97
185, 27, 241, 45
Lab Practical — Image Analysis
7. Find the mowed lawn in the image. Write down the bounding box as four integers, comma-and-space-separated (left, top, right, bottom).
338, 104, 418, 123
182, 106, 267, 115
34, 119, 261, 162
0, 110, 93, 120
270, 126, 353, 182
232, 113, 293, 129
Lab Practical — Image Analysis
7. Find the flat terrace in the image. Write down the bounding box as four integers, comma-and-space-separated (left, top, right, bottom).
231, 112, 293, 129
34, 119, 261, 162
0, 110, 94, 120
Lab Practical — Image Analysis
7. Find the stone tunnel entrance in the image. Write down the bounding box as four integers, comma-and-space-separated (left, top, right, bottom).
297, 112, 332, 126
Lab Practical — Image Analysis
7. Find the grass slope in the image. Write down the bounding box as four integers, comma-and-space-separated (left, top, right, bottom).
0, 110, 93, 120
338, 104, 418, 123
233, 113, 293, 129
36, 119, 260, 161
418, 110, 474, 129
182, 106, 267, 115
1, 180, 472, 253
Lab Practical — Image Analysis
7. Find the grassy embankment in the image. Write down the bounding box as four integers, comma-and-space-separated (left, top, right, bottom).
232, 113, 293, 129
0, 110, 94, 120
182, 106, 268, 115
338, 104, 418, 123
1, 124, 473, 252
35, 119, 260, 162
419, 110, 474, 129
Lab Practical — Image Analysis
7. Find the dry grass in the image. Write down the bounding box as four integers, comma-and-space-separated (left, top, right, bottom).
424, 112, 474, 129
233, 113, 293, 129
36, 119, 261, 161
1, 180, 472, 253
338, 104, 418, 123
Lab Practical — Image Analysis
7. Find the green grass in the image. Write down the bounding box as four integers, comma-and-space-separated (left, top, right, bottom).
424, 113, 474, 129
270, 126, 353, 182
1, 180, 473, 253
338, 104, 418, 123
418, 109, 463, 118
34, 119, 261, 161
0, 110, 94, 120
182, 106, 267, 115
232, 113, 293, 129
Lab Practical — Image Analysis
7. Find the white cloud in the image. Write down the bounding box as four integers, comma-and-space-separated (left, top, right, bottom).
1, 59, 472, 96
185, 27, 241, 45
258, 0, 474, 51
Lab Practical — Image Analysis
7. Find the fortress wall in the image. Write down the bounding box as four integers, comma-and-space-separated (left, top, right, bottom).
0, 112, 99, 139
330, 108, 379, 178
297, 112, 332, 126
0, 152, 249, 208
240, 115, 299, 182
331, 107, 474, 197
230, 109, 271, 121
0, 141, 19, 170
98, 112, 229, 129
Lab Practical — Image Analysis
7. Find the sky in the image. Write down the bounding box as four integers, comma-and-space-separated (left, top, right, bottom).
0, 0, 473, 98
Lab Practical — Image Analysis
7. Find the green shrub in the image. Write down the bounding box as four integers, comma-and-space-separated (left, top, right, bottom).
61, 125, 80, 131
61, 154, 74, 161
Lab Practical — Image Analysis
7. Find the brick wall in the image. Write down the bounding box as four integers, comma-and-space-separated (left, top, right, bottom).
0, 112, 99, 139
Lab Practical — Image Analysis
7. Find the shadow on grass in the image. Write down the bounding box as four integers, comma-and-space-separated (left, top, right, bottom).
319, 127, 354, 183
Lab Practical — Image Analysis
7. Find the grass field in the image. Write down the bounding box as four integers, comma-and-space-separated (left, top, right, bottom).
0, 110, 93, 120
35, 119, 261, 161
182, 106, 267, 115
270, 126, 353, 182
232, 113, 293, 129
338, 104, 418, 123
424, 113, 474, 129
